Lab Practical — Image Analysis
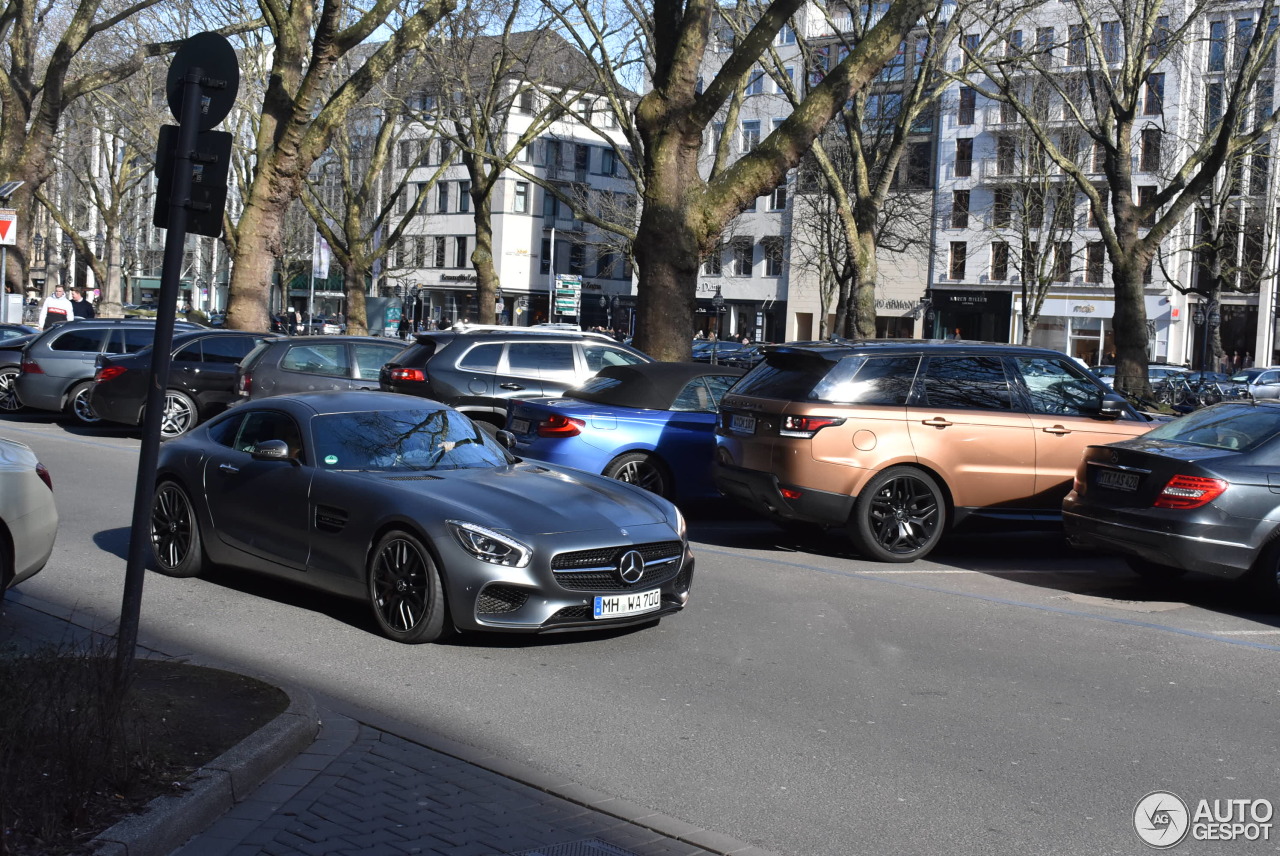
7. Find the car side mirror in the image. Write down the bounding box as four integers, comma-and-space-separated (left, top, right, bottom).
251, 439, 294, 461
495, 429, 516, 450
1097, 393, 1127, 420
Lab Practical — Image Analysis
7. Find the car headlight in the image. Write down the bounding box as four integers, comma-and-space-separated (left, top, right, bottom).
672, 505, 687, 540
446, 521, 531, 567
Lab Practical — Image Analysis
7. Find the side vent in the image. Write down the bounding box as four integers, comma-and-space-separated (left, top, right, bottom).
314, 505, 348, 534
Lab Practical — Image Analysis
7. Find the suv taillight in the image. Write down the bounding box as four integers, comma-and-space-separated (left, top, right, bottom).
1153, 475, 1227, 509
238, 372, 251, 395
95, 365, 126, 383
538, 414, 583, 437
20, 357, 42, 375
779, 415, 846, 438
390, 367, 426, 383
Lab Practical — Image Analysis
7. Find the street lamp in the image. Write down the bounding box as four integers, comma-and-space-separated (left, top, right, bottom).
1193, 300, 1220, 372
32, 233, 43, 265
711, 285, 726, 365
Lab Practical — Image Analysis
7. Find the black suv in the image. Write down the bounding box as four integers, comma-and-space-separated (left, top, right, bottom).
379, 326, 650, 432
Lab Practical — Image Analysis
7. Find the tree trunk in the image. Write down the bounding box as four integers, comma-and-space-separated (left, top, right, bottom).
1110, 254, 1153, 397
345, 263, 368, 336
851, 216, 878, 339
226, 184, 288, 332
471, 193, 498, 324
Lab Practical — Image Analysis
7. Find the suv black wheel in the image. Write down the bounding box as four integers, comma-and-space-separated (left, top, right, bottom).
368, 531, 450, 643
850, 467, 944, 563
66, 381, 101, 425
604, 451, 671, 498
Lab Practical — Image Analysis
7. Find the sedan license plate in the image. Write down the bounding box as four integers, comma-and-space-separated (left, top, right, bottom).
730, 413, 756, 435
594, 588, 661, 619
509, 417, 530, 435
1096, 469, 1139, 491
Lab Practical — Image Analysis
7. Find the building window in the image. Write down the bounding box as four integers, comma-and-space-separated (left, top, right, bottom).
741, 120, 761, 151
1067, 24, 1085, 65
1088, 187, 1109, 228
569, 244, 585, 275
1206, 81, 1224, 126
433, 236, 446, 268
455, 236, 468, 269
993, 187, 1012, 228
777, 23, 796, 45
1144, 73, 1164, 115
906, 141, 932, 187
439, 138, 453, 164
1052, 241, 1072, 281
958, 87, 976, 125
1101, 21, 1121, 62
437, 183, 449, 214
746, 69, 765, 95
596, 251, 618, 278
955, 138, 973, 177
601, 148, 616, 176
704, 247, 722, 276
1138, 185, 1158, 227
991, 242, 1009, 280
962, 33, 979, 54
1209, 20, 1227, 71
1006, 29, 1023, 58
763, 237, 784, 276
996, 136, 1016, 175
1087, 241, 1105, 283
770, 183, 787, 211
514, 181, 529, 213
951, 190, 970, 229
545, 139, 562, 167
1252, 144, 1270, 195
541, 238, 552, 275
518, 89, 534, 113
949, 242, 967, 280
733, 238, 753, 276
1036, 26, 1054, 61
1140, 128, 1162, 172
1149, 15, 1170, 59
458, 180, 471, 214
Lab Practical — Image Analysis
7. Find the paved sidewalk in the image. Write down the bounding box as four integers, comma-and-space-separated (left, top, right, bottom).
2, 593, 776, 856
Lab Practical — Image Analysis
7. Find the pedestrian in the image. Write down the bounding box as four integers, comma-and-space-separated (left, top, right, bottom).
695, 330, 706, 340
288, 306, 303, 336
398, 314, 411, 340
69, 288, 95, 320
1245, 352, 1254, 369
37, 286, 73, 329
1219, 352, 1231, 373
740, 334, 750, 345
1233, 351, 1241, 371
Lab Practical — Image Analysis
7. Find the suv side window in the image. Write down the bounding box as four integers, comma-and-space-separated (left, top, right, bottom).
109, 328, 158, 354
458, 343, 503, 371
202, 335, 259, 364
508, 342, 574, 375
918, 356, 1015, 410
813, 356, 919, 405
732, 352, 833, 400
50, 329, 109, 352
282, 344, 349, 376
582, 343, 645, 372
1015, 356, 1103, 417
353, 342, 403, 380
174, 340, 203, 361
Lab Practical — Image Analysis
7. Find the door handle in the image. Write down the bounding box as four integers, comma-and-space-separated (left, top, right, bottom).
500, 383, 524, 390
1042, 426, 1071, 435
920, 417, 953, 428
218, 463, 240, 474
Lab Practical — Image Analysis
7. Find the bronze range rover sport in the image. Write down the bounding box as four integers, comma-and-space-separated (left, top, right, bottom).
712, 340, 1159, 562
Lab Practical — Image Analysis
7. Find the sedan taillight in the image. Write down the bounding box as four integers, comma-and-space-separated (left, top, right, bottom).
1153, 475, 1227, 509
95, 365, 126, 383
779, 415, 846, 438
35, 462, 52, 491
538, 414, 583, 437
20, 357, 42, 375
389, 367, 426, 383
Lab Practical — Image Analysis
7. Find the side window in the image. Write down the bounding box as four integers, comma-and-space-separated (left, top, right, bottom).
202, 335, 259, 365
50, 329, 108, 352
111, 328, 158, 354
919, 356, 1015, 410
1015, 356, 1103, 416
234, 411, 304, 457
353, 343, 404, 380
814, 356, 919, 405
281, 344, 349, 376
671, 378, 714, 411
703, 374, 740, 408
583, 344, 646, 372
457, 343, 503, 371
174, 341, 203, 362
207, 412, 243, 447
507, 342, 574, 375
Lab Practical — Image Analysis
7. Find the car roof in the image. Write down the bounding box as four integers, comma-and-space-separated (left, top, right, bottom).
570, 361, 746, 410
762, 339, 1087, 360
261, 335, 401, 344
244, 390, 444, 415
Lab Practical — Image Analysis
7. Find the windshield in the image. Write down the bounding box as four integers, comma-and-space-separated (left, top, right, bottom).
1142, 403, 1280, 452
312, 408, 511, 471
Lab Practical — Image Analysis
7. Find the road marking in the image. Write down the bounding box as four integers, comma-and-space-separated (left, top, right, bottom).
1213, 629, 1280, 636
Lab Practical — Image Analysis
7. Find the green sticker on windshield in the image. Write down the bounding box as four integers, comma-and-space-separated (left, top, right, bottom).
324, 455, 338, 465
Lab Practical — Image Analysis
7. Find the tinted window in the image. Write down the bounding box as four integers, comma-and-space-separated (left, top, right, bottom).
234, 411, 303, 455
174, 341, 203, 361
202, 335, 259, 364
111, 328, 158, 355
312, 408, 509, 471
207, 412, 243, 447
1016, 356, 1103, 416
672, 378, 714, 411
281, 344, 349, 376
583, 343, 645, 372
508, 342, 574, 373
50, 329, 109, 352
703, 373, 740, 407
1144, 403, 1280, 451
733, 352, 836, 400
919, 356, 1014, 410
813, 356, 919, 405
353, 343, 403, 380
458, 343, 503, 371
241, 341, 272, 370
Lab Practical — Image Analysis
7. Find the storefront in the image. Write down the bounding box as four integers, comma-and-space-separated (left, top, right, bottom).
925, 289, 1013, 343
1020, 295, 1175, 366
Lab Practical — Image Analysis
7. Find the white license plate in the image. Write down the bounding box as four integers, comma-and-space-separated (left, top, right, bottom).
594, 588, 661, 619
509, 417, 530, 435
730, 413, 756, 434
1096, 469, 1139, 491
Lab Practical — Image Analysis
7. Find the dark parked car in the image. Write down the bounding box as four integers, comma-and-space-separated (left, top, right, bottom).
379, 327, 650, 433
236, 336, 407, 401
507, 362, 745, 501
0, 333, 37, 412
90, 329, 268, 438
149, 391, 693, 642
0, 323, 39, 342
14, 319, 201, 425
1064, 400, 1280, 600
713, 340, 1159, 562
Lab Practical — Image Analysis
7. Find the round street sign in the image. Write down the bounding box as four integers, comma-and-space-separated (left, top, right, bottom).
166, 32, 240, 131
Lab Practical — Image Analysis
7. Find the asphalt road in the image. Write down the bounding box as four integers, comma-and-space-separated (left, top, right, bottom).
5, 413, 1279, 856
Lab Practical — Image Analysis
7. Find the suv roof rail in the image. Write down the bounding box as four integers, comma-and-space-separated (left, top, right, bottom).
445, 322, 616, 341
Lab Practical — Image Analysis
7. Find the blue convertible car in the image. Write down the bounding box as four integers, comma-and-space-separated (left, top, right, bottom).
505, 362, 745, 502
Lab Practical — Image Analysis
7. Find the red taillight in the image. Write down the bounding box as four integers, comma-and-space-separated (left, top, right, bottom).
237, 372, 251, 395
779, 415, 846, 438
537, 414, 583, 437
780, 487, 802, 500
95, 365, 126, 383
35, 462, 52, 491
390, 367, 426, 383
1153, 475, 1228, 509
20, 357, 42, 375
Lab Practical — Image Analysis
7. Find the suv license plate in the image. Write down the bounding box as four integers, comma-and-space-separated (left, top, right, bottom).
594, 589, 661, 619
730, 414, 756, 435
1096, 469, 1139, 491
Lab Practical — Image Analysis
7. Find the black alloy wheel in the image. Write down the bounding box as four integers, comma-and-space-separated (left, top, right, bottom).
603, 451, 671, 499
367, 531, 449, 643
850, 467, 945, 563
67, 381, 102, 425
0, 366, 22, 412
150, 481, 205, 577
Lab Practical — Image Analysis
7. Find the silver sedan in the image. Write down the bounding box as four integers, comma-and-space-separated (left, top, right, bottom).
0, 437, 58, 597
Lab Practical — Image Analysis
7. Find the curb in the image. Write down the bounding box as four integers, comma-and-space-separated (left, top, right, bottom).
91, 681, 319, 856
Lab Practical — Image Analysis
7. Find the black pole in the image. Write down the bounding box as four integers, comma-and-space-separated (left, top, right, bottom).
115, 68, 205, 680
